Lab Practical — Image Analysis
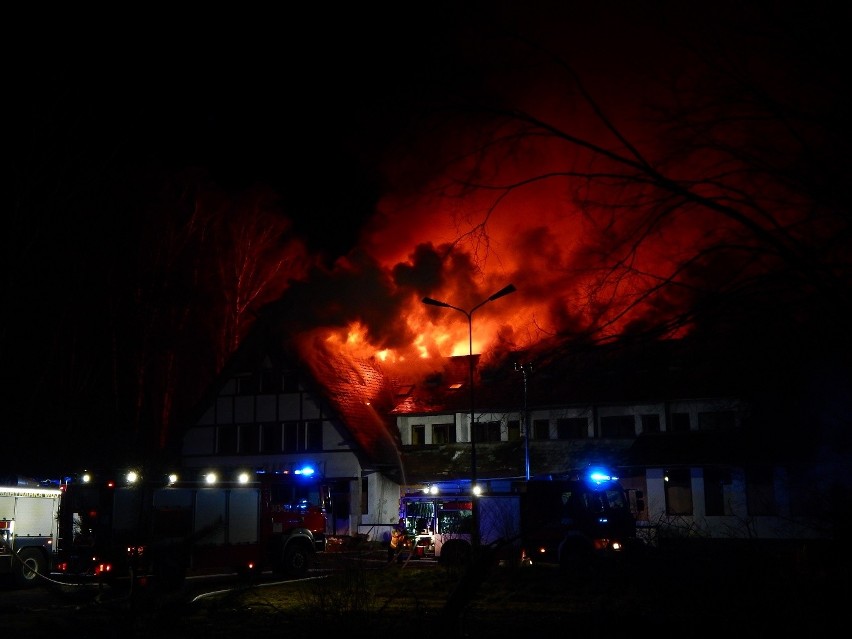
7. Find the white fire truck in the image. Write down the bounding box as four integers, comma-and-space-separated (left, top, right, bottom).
398, 467, 638, 569
0, 478, 62, 587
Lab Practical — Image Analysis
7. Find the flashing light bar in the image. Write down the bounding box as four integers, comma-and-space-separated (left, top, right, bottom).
587, 467, 618, 483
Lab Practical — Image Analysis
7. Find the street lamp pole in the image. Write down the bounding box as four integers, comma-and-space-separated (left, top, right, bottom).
422, 284, 517, 553
514, 362, 533, 481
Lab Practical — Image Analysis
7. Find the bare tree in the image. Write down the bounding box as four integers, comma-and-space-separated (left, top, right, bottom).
399, 4, 850, 350
117, 173, 314, 460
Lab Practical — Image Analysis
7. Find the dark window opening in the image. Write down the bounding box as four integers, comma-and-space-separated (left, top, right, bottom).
698, 411, 736, 431
746, 466, 777, 516
704, 466, 731, 516
508, 420, 521, 441
532, 419, 550, 440
217, 425, 238, 454
433, 423, 456, 444
361, 477, 369, 515
412, 425, 425, 445
283, 420, 299, 453
557, 417, 587, 439
476, 421, 502, 442
306, 421, 323, 451
641, 414, 661, 434
665, 468, 693, 516
600, 415, 635, 438
239, 423, 259, 454
261, 423, 282, 453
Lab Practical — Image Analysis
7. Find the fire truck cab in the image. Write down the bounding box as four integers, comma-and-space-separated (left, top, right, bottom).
520, 468, 638, 570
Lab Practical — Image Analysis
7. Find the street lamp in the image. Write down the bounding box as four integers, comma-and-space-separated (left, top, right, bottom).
422, 283, 517, 552
514, 362, 533, 481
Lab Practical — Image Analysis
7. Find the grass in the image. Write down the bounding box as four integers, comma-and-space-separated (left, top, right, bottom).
178, 541, 848, 636
5, 540, 846, 637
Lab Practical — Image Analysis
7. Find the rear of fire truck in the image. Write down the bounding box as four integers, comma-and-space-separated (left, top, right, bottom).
399, 487, 521, 564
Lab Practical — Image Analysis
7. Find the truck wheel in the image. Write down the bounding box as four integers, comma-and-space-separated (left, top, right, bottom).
14, 549, 46, 587
282, 544, 312, 578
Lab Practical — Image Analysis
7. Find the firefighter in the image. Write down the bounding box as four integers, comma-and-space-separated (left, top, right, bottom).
388, 518, 407, 562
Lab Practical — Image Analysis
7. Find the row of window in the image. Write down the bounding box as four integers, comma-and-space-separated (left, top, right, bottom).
664, 467, 777, 517
409, 411, 736, 445
216, 421, 323, 455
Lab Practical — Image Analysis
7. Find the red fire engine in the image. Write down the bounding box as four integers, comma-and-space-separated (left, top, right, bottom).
54, 466, 329, 588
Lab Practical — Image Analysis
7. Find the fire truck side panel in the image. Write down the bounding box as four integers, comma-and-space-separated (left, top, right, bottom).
113, 487, 145, 533
0, 487, 61, 586
193, 489, 228, 545
151, 489, 193, 540
223, 488, 259, 544
479, 495, 521, 547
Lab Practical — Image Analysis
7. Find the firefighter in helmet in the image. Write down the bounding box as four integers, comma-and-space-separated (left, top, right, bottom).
388, 517, 407, 562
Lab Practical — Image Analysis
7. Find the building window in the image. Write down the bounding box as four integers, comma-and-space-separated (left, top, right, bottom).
433, 423, 456, 444
508, 420, 521, 441
703, 466, 732, 516
532, 419, 550, 440
306, 421, 323, 451
746, 466, 777, 516
664, 468, 693, 515
412, 424, 425, 445
361, 477, 369, 515
641, 414, 660, 433
239, 423, 260, 454
670, 412, 691, 432
217, 425, 238, 454
600, 415, 635, 438
557, 417, 587, 439
282, 420, 322, 452
283, 420, 299, 452
698, 411, 736, 431
475, 421, 501, 442
261, 423, 282, 453
489, 421, 501, 441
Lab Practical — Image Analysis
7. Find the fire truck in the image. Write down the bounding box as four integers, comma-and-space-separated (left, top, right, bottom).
50, 465, 329, 589
398, 467, 638, 570
0, 478, 62, 587
398, 489, 521, 564
519, 468, 638, 570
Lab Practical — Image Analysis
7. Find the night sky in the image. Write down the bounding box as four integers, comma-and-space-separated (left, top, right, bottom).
5, 1, 850, 476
